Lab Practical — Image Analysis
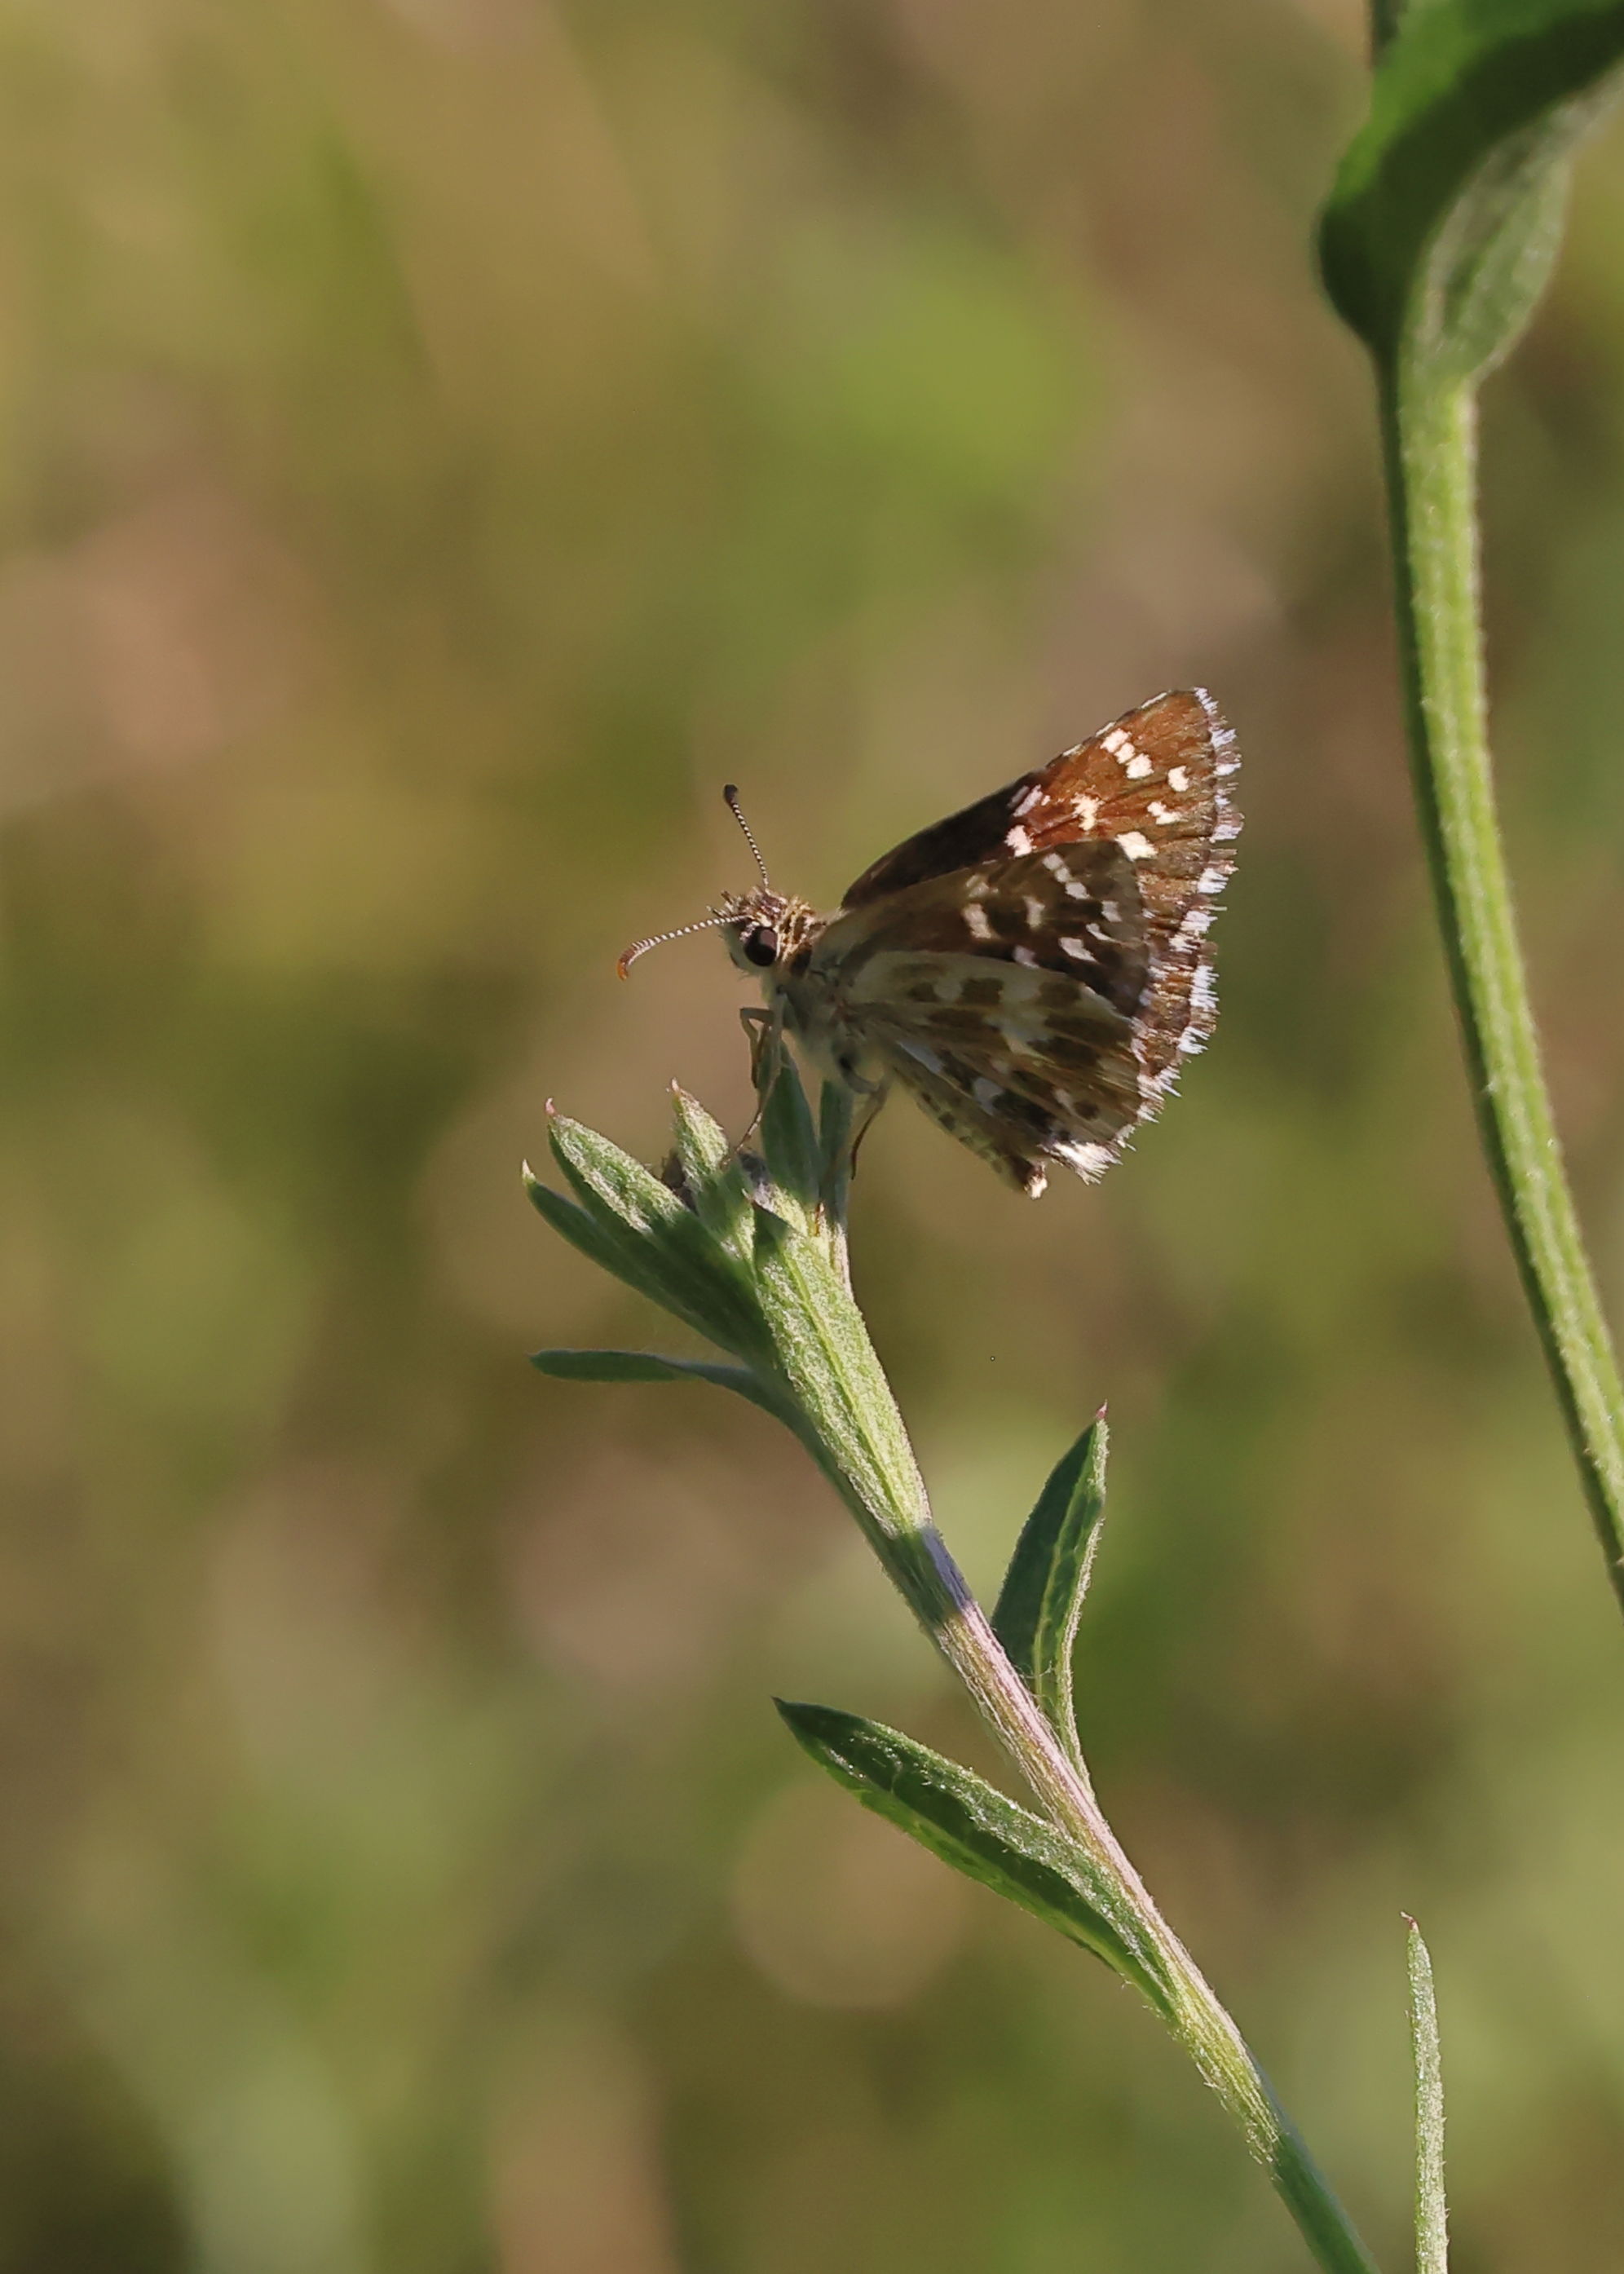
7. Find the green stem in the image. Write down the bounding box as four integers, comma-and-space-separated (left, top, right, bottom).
913, 1536, 1380, 2274
1378, 358, 1624, 1614
764, 1239, 1380, 2273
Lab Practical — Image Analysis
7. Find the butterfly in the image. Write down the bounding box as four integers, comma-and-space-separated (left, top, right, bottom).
618, 689, 1240, 1197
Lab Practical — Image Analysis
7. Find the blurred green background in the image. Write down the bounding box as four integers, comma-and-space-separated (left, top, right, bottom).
3, 2, 1624, 2267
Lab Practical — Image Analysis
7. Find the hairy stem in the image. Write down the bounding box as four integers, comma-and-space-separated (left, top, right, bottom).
779, 1270, 1381, 2272
914, 1526, 1379, 2273
1378, 360, 1624, 1614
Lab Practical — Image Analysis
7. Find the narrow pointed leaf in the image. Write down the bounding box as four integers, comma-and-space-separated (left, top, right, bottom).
757, 1053, 823, 1228
545, 1113, 764, 1355
777, 1699, 1172, 2014
523, 1171, 694, 1318
669, 1085, 755, 1261
1319, 0, 1624, 370
528, 1346, 786, 1418
750, 1206, 933, 1562
992, 1416, 1109, 1759
815, 1080, 858, 1232
1406, 1919, 1449, 2274
546, 1107, 704, 1240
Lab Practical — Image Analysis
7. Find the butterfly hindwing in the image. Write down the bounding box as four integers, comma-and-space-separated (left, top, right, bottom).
842, 948, 1144, 1194
793, 844, 1149, 1193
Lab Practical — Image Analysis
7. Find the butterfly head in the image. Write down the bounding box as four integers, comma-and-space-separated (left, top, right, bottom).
616, 784, 818, 981
715, 885, 819, 977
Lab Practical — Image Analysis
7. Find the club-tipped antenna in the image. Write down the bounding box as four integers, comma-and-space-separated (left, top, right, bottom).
722, 784, 770, 888
616, 912, 733, 981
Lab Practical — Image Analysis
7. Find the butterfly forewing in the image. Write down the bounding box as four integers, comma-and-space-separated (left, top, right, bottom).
840, 690, 1234, 905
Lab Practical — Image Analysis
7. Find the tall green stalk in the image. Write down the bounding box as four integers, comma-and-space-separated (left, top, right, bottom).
1321, 0, 1624, 1616
528, 1077, 1381, 2274
1379, 360, 1624, 1606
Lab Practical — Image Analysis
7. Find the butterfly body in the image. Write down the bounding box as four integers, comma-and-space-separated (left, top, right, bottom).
632, 689, 1240, 1198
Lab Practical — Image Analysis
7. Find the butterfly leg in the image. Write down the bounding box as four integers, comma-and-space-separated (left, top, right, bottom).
816, 1073, 888, 1230
730, 1001, 787, 1158
739, 1005, 776, 1090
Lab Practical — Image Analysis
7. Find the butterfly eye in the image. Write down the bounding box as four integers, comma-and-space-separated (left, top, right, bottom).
742, 926, 779, 968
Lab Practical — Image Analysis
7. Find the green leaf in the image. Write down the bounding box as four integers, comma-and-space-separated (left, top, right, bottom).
750, 1204, 933, 1561
1319, 0, 1624, 373
544, 1112, 765, 1357
523, 1171, 696, 1322
1406, 1918, 1450, 2274
757, 1051, 824, 1230
776, 1699, 1173, 2014
528, 1345, 786, 1418
669, 1086, 754, 1261
992, 1415, 1109, 1760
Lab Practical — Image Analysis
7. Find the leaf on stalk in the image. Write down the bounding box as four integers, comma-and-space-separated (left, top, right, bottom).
776, 1699, 1172, 2014
542, 1112, 764, 1355
528, 1345, 785, 1418
757, 1053, 824, 1231
992, 1415, 1109, 1760
524, 1171, 695, 1322
669, 1085, 755, 1261
1406, 1917, 1450, 2274
1319, 0, 1624, 375
749, 1206, 932, 1548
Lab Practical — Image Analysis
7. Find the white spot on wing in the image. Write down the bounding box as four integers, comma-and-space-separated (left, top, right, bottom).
900, 1041, 945, 1075
1118, 831, 1154, 862
1167, 766, 1190, 793
1004, 824, 1033, 855
964, 904, 993, 940
1194, 686, 1242, 776
1052, 1137, 1118, 1182
1124, 752, 1153, 779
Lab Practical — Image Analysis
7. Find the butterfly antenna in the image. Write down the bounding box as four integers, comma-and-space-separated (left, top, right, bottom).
616, 912, 732, 980
722, 784, 770, 888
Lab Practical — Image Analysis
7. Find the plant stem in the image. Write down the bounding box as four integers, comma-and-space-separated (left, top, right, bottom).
1377, 360, 1624, 1616
783, 1295, 1382, 2271
917, 1527, 1380, 2274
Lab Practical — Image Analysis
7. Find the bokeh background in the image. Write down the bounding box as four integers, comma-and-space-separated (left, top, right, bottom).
4, 2, 1624, 2267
